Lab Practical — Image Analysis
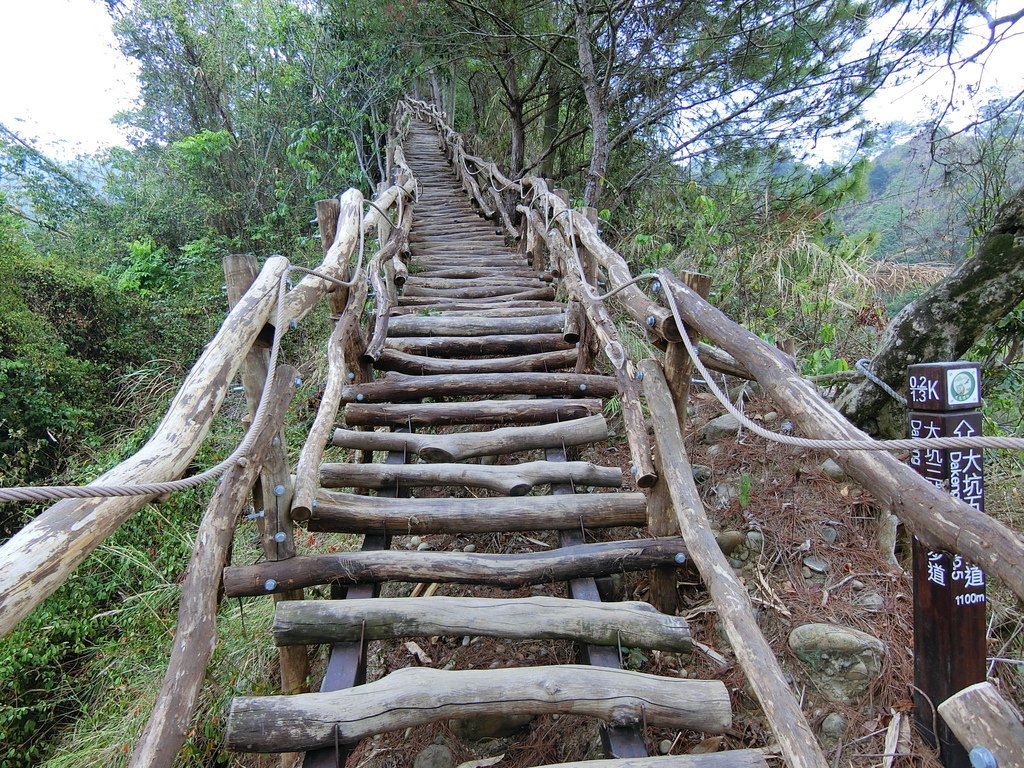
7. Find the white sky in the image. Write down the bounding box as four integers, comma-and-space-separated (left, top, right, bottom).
0, 0, 1021, 163
0, 0, 139, 159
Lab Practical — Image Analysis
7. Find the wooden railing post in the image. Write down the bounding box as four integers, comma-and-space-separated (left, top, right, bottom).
223, 255, 309, 699
315, 198, 346, 314
128, 365, 298, 768
647, 271, 711, 614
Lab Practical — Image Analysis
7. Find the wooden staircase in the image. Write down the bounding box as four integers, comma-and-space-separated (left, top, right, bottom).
221, 121, 761, 767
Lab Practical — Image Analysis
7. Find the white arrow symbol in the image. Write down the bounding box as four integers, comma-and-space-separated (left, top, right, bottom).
953, 420, 977, 437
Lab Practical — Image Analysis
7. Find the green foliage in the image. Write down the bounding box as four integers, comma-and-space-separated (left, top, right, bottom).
619, 155, 877, 362
622, 647, 649, 671
801, 347, 851, 376
737, 472, 752, 509
0, 206, 159, 489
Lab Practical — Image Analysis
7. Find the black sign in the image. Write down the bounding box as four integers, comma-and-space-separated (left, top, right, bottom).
907, 362, 981, 411
908, 364, 985, 768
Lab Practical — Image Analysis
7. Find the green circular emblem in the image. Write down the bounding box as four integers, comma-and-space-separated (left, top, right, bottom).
950, 371, 976, 402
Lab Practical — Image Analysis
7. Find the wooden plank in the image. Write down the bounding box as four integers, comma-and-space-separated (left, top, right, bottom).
306, 489, 646, 533
389, 300, 564, 315
331, 413, 609, 462
222, 537, 690, 597
319, 459, 621, 496
274, 596, 691, 651
342, 372, 618, 402
343, 397, 602, 427
375, 348, 577, 374
397, 287, 554, 305
385, 332, 573, 357
387, 313, 564, 336
227, 665, 730, 752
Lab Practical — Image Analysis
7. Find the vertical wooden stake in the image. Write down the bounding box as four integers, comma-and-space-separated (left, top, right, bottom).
223, 255, 309, 705
907, 361, 986, 768
648, 271, 711, 615
315, 198, 347, 315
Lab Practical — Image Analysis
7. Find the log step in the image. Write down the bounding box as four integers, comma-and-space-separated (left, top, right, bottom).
226, 665, 730, 752
331, 413, 608, 461
342, 372, 618, 402
385, 332, 573, 357
402, 276, 550, 290
401, 285, 556, 300
222, 536, 689, 596
305, 488, 644, 533
343, 397, 603, 427
320, 458, 621, 495
387, 313, 565, 337
273, 595, 690, 650
397, 287, 554, 305
389, 299, 565, 314
413, 268, 553, 280
375, 348, 578, 374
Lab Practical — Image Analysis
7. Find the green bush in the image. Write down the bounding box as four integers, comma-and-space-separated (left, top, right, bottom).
0, 205, 159, 489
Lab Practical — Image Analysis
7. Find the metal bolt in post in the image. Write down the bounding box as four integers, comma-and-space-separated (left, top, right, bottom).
969, 747, 997, 768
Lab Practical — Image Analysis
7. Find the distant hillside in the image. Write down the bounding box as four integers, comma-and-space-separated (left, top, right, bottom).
838, 115, 1024, 264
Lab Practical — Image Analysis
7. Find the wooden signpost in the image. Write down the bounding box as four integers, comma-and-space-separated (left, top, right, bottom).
907, 362, 986, 768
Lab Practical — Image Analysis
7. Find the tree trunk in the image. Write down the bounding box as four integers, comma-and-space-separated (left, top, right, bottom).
541, 64, 562, 178
574, 0, 610, 208
837, 184, 1024, 436
508, 93, 527, 177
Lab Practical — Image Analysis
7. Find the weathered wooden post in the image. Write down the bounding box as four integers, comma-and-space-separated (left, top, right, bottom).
223, 254, 309, 701
648, 271, 711, 614
907, 361, 986, 768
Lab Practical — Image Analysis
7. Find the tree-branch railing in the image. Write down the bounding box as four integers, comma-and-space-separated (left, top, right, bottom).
406, 98, 1024, 768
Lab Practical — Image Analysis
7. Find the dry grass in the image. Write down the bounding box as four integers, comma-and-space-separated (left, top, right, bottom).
865, 261, 952, 296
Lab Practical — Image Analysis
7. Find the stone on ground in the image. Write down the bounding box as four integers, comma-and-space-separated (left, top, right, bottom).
788, 622, 885, 703
701, 413, 741, 442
